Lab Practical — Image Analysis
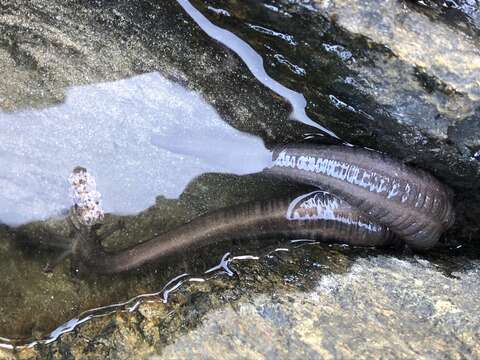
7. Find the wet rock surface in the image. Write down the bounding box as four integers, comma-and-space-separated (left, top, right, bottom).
0, 0, 310, 342
0, 0, 479, 358
0, 173, 300, 340
160, 257, 480, 360
0, 0, 309, 142
191, 0, 480, 242
4, 249, 479, 359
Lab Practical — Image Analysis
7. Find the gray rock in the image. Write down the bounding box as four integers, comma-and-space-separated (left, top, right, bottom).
9, 251, 478, 359
160, 257, 480, 360
0, 0, 479, 358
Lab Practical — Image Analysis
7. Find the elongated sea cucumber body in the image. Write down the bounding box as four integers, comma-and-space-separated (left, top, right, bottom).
267, 144, 455, 250
70, 144, 455, 274
72, 191, 399, 274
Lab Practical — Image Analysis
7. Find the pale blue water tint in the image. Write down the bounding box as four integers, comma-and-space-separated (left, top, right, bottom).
0, 72, 271, 225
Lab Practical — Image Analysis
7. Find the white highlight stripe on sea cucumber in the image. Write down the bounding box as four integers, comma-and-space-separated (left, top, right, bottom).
273, 150, 407, 202
286, 191, 382, 232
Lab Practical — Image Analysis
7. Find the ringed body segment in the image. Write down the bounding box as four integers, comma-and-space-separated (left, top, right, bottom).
70, 144, 455, 274
267, 144, 455, 250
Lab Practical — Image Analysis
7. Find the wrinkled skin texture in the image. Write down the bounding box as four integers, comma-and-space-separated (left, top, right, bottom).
268, 144, 455, 250
71, 145, 454, 274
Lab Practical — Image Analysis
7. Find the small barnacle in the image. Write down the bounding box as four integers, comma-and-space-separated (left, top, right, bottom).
68, 167, 104, 226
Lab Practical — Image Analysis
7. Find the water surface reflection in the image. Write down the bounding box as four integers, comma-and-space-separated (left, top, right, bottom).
0, 72, 271, 225
0, 71, 289, 341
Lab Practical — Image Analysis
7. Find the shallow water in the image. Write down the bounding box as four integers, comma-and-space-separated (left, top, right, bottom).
0, 72, 272, 225
0, 0, 328, 343
0, 0, 478, 350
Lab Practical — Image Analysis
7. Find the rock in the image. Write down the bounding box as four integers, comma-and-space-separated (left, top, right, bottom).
0, 0, 479, 358
0, 0, 308, 141
6, 249, 478, 359
0, 0, 311, 341
160, 257, 480, 359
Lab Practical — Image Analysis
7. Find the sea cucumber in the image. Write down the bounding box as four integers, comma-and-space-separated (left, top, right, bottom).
69, 144, 455, 274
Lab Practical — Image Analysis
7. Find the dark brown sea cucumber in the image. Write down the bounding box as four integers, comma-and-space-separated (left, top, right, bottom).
71, 191, 398, 274
266, 144, 455, 250
70, 144, 455, 274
